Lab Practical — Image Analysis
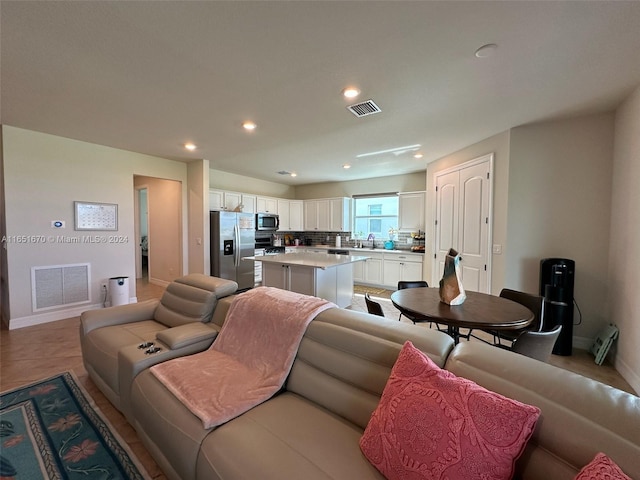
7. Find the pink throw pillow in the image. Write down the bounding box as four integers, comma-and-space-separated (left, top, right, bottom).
574, 453, 632, 480
359, 341, 540, 480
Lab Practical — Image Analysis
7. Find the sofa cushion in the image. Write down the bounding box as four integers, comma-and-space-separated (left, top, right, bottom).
83, 320, 167, 396
360, 341, 540, 480
130, 369, 215, 480
286, 308, 455, 430
196, 392, 385, 480
155, 274, 238, 327
444, 341, 640, 480
574, 453, 632, 480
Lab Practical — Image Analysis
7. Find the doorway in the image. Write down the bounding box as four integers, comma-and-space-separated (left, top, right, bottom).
432, 153, 493, 293
134, 176, 183, 286
135, 186, 149, 280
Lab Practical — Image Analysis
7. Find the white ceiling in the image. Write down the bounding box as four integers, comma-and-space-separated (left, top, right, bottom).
2, 1, 640, 185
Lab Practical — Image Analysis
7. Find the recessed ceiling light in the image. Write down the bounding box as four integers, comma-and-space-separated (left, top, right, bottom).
184, 143, 197, 151
242, 121, 257, 131
290, 172, 297, 177
414, 153, 423, 159
343, 164, 351, 169
342, 87, 360, 99
475, 43, 497, 58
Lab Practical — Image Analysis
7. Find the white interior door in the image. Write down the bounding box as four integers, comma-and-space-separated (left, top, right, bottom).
433, 154, 493, 293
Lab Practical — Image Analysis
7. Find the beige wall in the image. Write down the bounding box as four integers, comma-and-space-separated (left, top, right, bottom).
425, 131, 511, 294
295, 172, 426, 200
0, 128, 7, 327
609, 85, 640, 392
210, 169, 296, 199
508, 114, 615, 347
2, 126, 190, 328
188, 161, 210, 275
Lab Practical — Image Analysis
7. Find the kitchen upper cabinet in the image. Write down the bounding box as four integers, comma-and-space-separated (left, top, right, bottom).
257, 196, 278, 214
209, 190, 224, 210
304, 200, 320, 231
328, 197, 351, 232
241, 194, 256, 214
278, 199, 304, 231
209, 189, 256, 213
304, 198, 351, 232
224, 191, 242, 211
289, 200, 304, 231
398, 191, 425, 232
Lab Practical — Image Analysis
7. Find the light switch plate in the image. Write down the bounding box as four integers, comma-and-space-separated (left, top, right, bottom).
492, 244, 502, 254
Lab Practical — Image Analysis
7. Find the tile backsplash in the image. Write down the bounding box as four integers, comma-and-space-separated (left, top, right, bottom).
277, 231, 421, 251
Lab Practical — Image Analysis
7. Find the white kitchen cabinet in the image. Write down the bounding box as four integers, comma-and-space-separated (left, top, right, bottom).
304, 200, 320, 231
209, 190, 225, 210
398, 191, 425, 232
223, 191, 242, 211
257, 196, 278, 214
382, 253, 424, 288
278, 199, 291, 230
304, 197, 351, 232
353, 252, 384, 285
289, 200, 304, 231
277, 199, 303, 231
263, 263, 315, 296
329, 197, 351, 232
261, 259, 354, 307
209, 189, 256, 213
241, 194, 257, 214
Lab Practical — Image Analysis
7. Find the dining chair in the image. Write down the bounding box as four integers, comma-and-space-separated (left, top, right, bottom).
364, 293, 385, 317
395, 281, 444, 331
485, 288, 545, 346
506, 324, 562, 363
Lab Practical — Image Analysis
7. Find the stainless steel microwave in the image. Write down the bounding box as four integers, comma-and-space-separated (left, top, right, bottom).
256, 213, 279, 231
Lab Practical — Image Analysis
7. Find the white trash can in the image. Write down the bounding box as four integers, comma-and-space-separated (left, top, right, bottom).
109, 276, 129, 306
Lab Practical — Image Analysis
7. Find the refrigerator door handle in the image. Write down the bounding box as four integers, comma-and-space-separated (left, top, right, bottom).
234, 224, 240, 267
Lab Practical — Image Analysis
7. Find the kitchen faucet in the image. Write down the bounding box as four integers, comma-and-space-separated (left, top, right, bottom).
367, 233, 375, 248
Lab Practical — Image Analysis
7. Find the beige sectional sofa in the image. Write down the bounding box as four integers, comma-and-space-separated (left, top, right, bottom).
80, 277, 640, 480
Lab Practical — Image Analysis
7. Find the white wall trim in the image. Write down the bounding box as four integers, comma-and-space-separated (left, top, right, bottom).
615, 355, 640, 395
8, 297, 136, 330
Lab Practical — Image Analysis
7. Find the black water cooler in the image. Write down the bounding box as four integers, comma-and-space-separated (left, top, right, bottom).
539, 258, 575, 356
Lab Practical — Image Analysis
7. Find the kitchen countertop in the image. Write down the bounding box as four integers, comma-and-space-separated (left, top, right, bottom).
253, 252, 370, 269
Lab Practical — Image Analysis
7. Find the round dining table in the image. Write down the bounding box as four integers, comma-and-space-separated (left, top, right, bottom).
390, 287, 534, 344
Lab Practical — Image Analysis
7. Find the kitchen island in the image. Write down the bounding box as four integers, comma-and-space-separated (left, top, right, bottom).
255, 252, 369, 308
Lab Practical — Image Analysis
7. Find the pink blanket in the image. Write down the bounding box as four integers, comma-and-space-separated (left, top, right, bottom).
150, 287, 335, 429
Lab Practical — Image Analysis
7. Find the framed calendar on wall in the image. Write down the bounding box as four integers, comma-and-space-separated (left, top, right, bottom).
74, 201, 118, 231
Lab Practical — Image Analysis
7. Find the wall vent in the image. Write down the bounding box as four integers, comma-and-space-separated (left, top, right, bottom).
347, 99, 382, 118
31, 263, 91, 312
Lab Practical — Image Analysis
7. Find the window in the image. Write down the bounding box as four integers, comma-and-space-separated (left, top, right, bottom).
353, 194, 398, 239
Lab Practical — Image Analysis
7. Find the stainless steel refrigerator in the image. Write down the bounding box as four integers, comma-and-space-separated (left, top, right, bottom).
210, 211, 255, 290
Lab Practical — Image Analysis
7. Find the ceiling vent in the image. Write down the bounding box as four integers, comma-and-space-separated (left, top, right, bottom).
347, 99, 381, 118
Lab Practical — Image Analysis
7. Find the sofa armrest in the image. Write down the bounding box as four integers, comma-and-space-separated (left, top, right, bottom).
156, 323, 220, 350
80, 300, 159, 336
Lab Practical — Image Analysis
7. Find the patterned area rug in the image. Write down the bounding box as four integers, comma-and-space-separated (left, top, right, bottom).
0, 372, 149, 479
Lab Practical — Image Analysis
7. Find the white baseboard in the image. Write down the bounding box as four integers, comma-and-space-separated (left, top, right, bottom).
615, 355, 640, 395
8, 298, 136, 330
